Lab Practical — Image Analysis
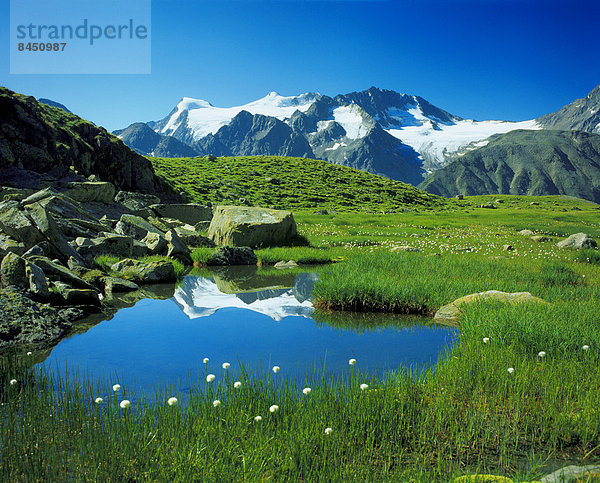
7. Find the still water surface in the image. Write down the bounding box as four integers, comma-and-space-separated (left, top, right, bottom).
40, 268, 457, 393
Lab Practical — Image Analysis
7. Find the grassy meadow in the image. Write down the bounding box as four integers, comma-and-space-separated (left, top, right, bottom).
3, 170, 600, 481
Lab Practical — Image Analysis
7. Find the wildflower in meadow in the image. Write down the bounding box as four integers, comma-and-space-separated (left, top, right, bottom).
9, 379, 17, 386
272, 366, 280, 373
234, 381, 242, 389
213, 400, 221, 407
120, 400, 131, 409
94, 397, 103, 404
583, 345, 590, 351
483, 337, 490, 344
538, 351, 546, 358
269, 404, 279, 413
254, 416, 262, 422
303, 387, 312, 395
360, 384, 369, 391
203, 358, 209, 364
349, 359, 357, 365
222, 362, 230, 369
507, 367, 515, 374
168, 397, 178, 406
324, 427, 333, 435
112, 384, 121, 392
206, 374, 216, 382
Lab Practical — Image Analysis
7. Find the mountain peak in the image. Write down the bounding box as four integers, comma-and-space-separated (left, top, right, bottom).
177, 97, 213, 110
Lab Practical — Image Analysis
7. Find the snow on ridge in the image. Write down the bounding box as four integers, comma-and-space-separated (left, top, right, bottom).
333, 105, 369, 140
160, 92, 318, 141
387, 118, 541, 168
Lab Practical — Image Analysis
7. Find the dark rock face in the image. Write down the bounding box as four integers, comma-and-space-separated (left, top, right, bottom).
419, 130, 600, 203
0, 87, 167, 195
537, 84, 600, 133
0, 288, 71, 349
207, 246, 258, 266
113, 122, 199, 157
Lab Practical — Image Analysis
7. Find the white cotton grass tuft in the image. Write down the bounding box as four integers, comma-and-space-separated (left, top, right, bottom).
348, 358, 357, 365
94, 397, 103, 404
26, 351, 32, 356
507, 367, 515, 374
254, 415, 262, 422
302, 387, 311, 395
112, 384, 121, 392
538, 351, 546, 358
269, 404, 279, 413
482, 337, 490, 344
359, 384, 369, 391
324, 427, 333, 435
203, 357, 209, 364
206, 374, 216, 383
168, 397, 178, 406
272, 366, 280, 373
234, 381, 242, 389
119, 400, 131, 409
583, 345, 590, 351
222, 362, 230, 369
213, 400, 221, 407
9, 379, 17, 386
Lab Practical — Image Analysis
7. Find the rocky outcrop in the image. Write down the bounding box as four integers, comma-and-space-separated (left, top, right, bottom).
150, 203, 212, 225
61, 182, 116, 203
207, 205, 297, 247
207, 246, 257, 266
110, 258, 176, 283
557, 233, 597, 250
434, 290, 548, 322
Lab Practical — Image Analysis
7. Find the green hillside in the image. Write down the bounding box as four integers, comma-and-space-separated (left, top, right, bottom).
149, 155, 441, 211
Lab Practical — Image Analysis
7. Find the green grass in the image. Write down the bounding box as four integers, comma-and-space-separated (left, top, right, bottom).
255, 246, 339, 265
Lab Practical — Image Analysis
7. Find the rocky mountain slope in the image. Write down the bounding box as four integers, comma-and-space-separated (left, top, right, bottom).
537, 84, 600, 133
115, 87, 538, 183
0, 87, 168, 196
418, 130, 600, 202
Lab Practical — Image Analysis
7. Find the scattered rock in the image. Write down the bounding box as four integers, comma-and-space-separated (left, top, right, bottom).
540, 464, 600, 483
1, 252, 27, 289
173, 226, 214, 247
53, 281, 100, 306
114, 191, 161, 213
150, 203, 212, 225
518, 229, 534, 236
0, 234, 26, 259
22, 243, 46, 258
529, 202, 539, 206
110, 258, 176, 283
102, 276, 139, 293
208, 205, 297, 248
391, 245, 420, 252
0, 288, 71, 348
434, 290, 548, 322
274, 260, 299, 269
142, 231, 168, 255
207, 246, 258, 266
0, 200, 45, 249
115, 214, 165, 240
480, 204, 496, 209
165, 230, 192, 264
26, 260, 50, 298
455, 195, 463, 200
531, 235, 552, 242
503, 244, 514, 251
313, 209, 329, 215
61, 182, 116, 203
28, 256, 95, 290
494, 199, 504, 203
557, 233, 597, 250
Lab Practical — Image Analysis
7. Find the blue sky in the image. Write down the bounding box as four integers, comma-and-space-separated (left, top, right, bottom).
1, 0, 599, 131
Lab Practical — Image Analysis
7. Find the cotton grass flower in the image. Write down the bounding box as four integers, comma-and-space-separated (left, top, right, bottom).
26, 351, 32, 356
203, 357, 209, 364
234, 381, 242, 389
324, 427, 333, 435
168, 397, 178, 406
269, 404, 279, 413
482, 337, 490, 344
206, 374, 216, 383
538, 351, 546, 358
222, 362, 230, 369
119, 400, 131, 409
9, 379, 17, 386
112, 384, 121, 392
359, 383, 369, 391
507, 367, 515, 374
583, 345, 590, 351
213, 400, 221, 407
348, 358, 357, 365
272, 365, 280, 373
254, 415, 262, 422
303, 387, 312, 395
94, 397, 103, 404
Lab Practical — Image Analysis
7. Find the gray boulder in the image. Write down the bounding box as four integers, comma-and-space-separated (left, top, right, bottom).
165, 230, 192, 264
102, 276, 140, 293
274, 260, 299, 269
557, 233, 598, 249
28, 256, 95, 290
115, 191, 161, 214
131, 240, 150, 258
53, 281, 100, 306
150, 203, 212, 225
0, 201, 44, 248
61, 182, 116, 203
142, 231, 168, 255
1, 252, 27, 289
518, 229, 534, 236
25, 261, 50, 298
110, 258, 176, 283
173, 226, 214, 247
0, 234, 26, 259
116, 214, 165, 240
207, 246, 257, 266
78, 234, 134, 262
207, 205, 297, 248
22, 242, 49, 259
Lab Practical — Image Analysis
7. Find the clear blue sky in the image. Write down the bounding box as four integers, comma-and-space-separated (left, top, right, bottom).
1, 0, 599, 131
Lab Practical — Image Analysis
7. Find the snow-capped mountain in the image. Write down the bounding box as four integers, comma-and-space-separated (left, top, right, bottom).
115, 87, 541, 183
